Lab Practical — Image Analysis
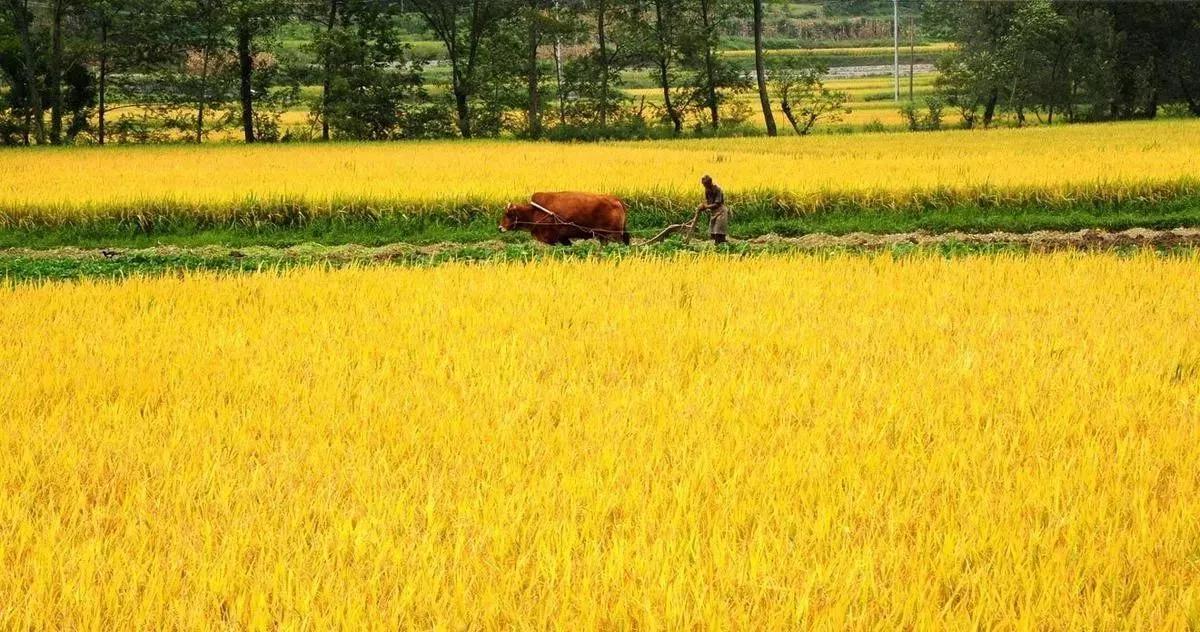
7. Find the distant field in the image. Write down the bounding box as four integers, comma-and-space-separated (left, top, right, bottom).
626, 73, 938, 128
5, 118, 1195, 217
721, 42, 954, 58
3, 118, 1198, 253
106, 73, 941, 145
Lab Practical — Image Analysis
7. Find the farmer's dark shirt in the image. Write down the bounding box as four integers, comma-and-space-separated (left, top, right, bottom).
705, 185, 725, 208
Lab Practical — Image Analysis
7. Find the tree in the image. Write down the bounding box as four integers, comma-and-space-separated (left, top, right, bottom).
409, 0, 513, 138
315, 0, 339, 141
228, 0, 291, 142
317, 32, 430, 139
997, 0, 1066, 126
2, 0, 45, 143
622, 0, 686, 133
648, 0, 684, 133
678, 0, 746, 129
693, 0, 718, 127
139, 0, 238, 143
768, 58, 848, 135
589, 0, 616, 127
927, 0, 1200, 126
519, 0, 559, 138
89, 0, 113, 143
752, 0, 774, 135
82, 0, 160, 144
554, 0, 638, 132
1106, 1, 1200, 120
1, 0, 98, 145
47, 0, 65, 144
924, 0, 1019, 127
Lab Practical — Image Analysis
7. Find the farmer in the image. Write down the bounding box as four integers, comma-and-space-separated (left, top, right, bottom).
698, 175, 729, 245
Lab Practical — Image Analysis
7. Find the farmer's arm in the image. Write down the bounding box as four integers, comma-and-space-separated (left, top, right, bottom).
699, 186, 725, 210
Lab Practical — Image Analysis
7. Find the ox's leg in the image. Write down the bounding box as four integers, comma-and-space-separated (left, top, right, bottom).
559, 237, 573, 246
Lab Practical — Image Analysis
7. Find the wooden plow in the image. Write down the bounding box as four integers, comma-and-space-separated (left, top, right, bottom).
637, 208, 703, 246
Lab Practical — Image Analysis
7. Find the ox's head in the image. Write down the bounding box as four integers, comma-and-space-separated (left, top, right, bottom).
499, 203, 532, 232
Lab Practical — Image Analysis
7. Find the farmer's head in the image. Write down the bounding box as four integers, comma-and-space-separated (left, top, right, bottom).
701, 175, 713, 187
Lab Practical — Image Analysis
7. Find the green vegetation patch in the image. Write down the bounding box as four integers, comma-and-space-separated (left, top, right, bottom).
4, 190, 1200, 253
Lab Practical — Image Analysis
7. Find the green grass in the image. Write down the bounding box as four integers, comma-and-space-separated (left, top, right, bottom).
5, 195, 1200, 251
5, 238, 1194, 284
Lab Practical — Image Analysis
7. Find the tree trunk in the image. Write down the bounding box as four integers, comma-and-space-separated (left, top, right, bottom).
321, 0, 338, 141
753, 0, 775, 136
7, 0, 44, 144
699, 0, 718, 128
99, 18, 108, 145
652, 0, 680, 134
780, 96, 800, 134
526, 3, 541, 138
237, 20, 255, 143
49, 0, 64, 145
983, 89, 998, 128
554, 35, 565, 125
453, 80, 472, 138
597, 1, 608, 128
196, 43, 210, 144
658, 61, 681, 134
1181, 83, 1200, 117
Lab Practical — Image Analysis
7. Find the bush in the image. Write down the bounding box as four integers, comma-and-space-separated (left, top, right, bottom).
862, 119, 888, 133
0, 112, 25, 145
901, 97, 943, 131
545, 120, 652, 142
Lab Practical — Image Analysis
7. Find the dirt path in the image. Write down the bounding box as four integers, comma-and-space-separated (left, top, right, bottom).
746, 226, 1200, 250
5, 227, 1200, 262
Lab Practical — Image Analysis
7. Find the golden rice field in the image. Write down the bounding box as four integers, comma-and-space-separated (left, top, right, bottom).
720, 42, 956, 58
627, 73, 938, 129
2, 253, 1199, 628
1, 118, 1199, 224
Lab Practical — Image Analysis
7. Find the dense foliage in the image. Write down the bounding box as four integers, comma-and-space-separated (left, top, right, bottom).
2, 0, 1199, 144
0, 0, 767, 143
928, 0, 1200, 127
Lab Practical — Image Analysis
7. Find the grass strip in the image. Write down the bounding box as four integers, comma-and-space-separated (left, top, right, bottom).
4, 236, 1196, 284
4, 194, 1200, 250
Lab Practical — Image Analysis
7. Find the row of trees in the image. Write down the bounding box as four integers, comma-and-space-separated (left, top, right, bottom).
0, 0, 305, 144
928, 0, 1200, 127
1, 0, 817, 144
12, 0, 1193, 144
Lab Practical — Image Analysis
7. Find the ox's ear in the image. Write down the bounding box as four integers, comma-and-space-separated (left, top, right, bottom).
504, 203, 516, 212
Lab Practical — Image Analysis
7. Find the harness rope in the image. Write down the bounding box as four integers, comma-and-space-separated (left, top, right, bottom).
512, 199, 704, 246
515, 200, 628, 237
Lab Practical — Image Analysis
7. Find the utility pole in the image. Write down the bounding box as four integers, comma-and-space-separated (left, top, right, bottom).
893, 0, 899, 101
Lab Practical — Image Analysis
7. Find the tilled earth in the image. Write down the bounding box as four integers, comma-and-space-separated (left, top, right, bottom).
4, 227, 1200, 263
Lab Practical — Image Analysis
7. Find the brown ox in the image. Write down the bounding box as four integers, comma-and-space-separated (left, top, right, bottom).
500, 191, 630, 246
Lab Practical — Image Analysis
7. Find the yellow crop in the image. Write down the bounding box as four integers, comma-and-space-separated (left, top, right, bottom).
0, 119, 1198, 222
2, 252, 1199, 628
720, 42, 956, 58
